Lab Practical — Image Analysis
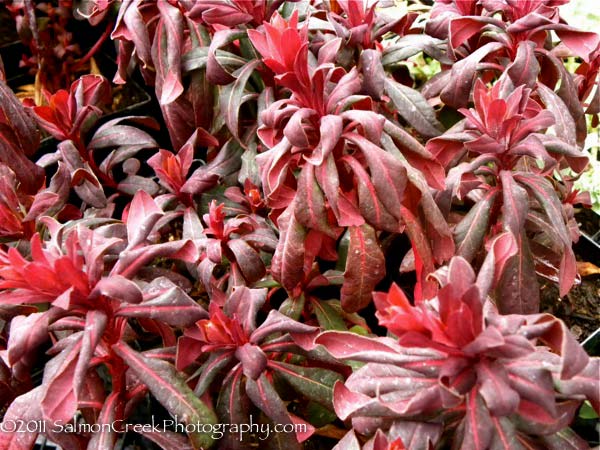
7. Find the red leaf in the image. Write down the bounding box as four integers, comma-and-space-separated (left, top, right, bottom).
125, 190, 164, 249
112, 342, 218, 449
476, 360, 520, 416
41, 340, 82, 422
506, 41, 540, 89
153, 2, 184, 105
385, 78, 444, 138
346, 133, 407, 222
271, 204, 307, 292
496, 231, 540, 314
454, 188, 499, 262
228, 238, 266, 283
117, 281, 207, 327
341, 224, 385, 312
294, 164, 337, 237
459, 392, 493, 450
222, 60, 261, 144
440, 42, 504, 108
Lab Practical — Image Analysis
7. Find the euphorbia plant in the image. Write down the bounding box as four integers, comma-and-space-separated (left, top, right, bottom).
429, 75, 589, 313
0, 0, 598, 449
312, 241, 598, 449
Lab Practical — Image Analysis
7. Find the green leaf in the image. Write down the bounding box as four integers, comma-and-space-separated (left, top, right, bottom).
271, 361, 343, 409
112, 342, 218, 449
312, 299, 347, 331
279, 295, 306, 321
305, 401, 338, 427
578, 401, 599, 419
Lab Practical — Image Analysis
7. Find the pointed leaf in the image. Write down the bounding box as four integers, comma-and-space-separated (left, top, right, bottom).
112, 342, 217, 450
341, 224, 385, 312
270, 361, 343, 409
385, 79, 444, 138
221, 60, 261, 143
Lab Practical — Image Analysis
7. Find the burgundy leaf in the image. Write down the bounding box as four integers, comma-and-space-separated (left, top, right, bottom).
387, 421, 443, 450
454, 189, 499, 262
332, 430, 361, 450
41, 339, 82, 423
227, 238, 266, 283
315, 331, 443, 365
125, 190, 164, 249
152, 2, 184, 105
138, 429, 195, 450
87, 391, 121, 450
207, 29, 247, 85
341, 224, 385, 312
245, 373, 313, 445
448, 16, 503, 50
216, 370, 253, 449
506, 41, 540, 89
515, 173, 576, 296
235, 343, 268, 380
385, 79, 444, 138
117, 281, 207, 327
346, 133, 407, 222
440, 42, 504, 108
250, 310, 317, 344
476, 360, 520, 416
555, 358, 599, 412
536, 84, 577, 147
361, 49, 385, 99
476, 232, 518, 300
90, 275, 143, 304
112, 342, 217, 449
514, 400, 579, 436
0, 387, 44, 449
221, 60, 261, 143
305, 114, 343, 166
271, 204, 307, 292
294, 164, 336, 238
496, 232, 540, 314
74, 310, 108, 398
457, 393, 493, 450
181, 139, 243, 195
500, 170, 529, 237
342, 155, 398, 232
537, 428, 591, 450
7, 312, 49, 373
0, 81, 40, 156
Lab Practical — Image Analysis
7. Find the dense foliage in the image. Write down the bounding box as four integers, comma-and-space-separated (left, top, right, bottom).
0, 1, 598, 449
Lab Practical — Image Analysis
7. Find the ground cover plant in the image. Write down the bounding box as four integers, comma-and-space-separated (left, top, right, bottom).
0, 0, 598, 449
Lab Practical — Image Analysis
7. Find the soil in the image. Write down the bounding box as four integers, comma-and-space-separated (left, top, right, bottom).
576, 208, 600, 241
541, 208, 600, 345
540, 276, 599, 342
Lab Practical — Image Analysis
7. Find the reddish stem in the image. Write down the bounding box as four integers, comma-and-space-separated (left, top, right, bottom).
72, 21, 113, 72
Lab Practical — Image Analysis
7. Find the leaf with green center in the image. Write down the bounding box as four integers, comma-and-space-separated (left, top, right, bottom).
270, 361, 343, 409
112, 342, 218, 449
